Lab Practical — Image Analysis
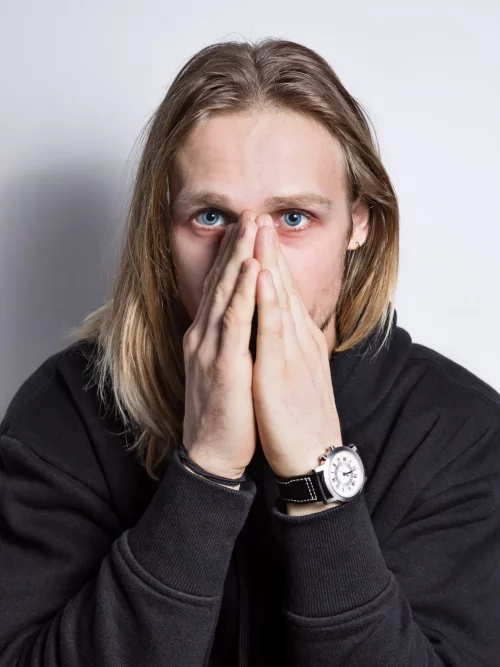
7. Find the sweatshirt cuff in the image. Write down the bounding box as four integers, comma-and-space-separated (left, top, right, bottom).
126, 447, 256, 597
272, 491, 391, 617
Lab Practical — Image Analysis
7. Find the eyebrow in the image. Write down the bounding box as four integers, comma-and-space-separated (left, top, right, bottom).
171, 189, 333, 213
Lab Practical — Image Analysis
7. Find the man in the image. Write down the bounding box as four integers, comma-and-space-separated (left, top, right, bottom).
169, 108, 371, 508
0, 37, 499, 667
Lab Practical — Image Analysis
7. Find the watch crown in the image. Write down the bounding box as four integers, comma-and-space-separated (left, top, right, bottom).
328, 445, 335, 451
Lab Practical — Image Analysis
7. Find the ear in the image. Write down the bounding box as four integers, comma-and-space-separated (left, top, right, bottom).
346, 196, 370, 250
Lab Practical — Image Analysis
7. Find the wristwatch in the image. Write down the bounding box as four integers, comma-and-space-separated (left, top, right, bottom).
275, 444, 366, 505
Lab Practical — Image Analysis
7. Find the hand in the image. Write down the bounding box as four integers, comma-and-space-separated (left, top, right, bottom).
251, 216, 344, 481
182, 212, 260, 481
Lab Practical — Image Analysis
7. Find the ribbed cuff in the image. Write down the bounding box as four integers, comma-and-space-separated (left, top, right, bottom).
272, 492, 390, 617
126, 447, 257, 597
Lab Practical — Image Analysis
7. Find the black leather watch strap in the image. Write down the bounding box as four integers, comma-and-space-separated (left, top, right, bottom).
275, 469, 330, 503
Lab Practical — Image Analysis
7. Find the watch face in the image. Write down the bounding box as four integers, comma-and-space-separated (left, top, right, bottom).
327, 448, 364, 498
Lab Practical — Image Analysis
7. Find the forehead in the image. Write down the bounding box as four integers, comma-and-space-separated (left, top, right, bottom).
170, 109, 346, 204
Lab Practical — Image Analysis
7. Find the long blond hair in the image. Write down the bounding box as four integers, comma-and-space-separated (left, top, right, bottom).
65, 37, 399, 480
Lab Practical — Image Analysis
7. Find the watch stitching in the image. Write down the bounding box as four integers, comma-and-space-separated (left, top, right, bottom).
276, 476, 317, 502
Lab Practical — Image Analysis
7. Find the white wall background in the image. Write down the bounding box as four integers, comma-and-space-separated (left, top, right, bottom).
1, 0, 499, 415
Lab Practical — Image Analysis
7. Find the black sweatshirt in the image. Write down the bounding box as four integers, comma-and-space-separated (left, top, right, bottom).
1, 310, 500, 666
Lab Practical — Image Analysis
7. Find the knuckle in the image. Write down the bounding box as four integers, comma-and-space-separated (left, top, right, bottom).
213, 280, 228, 304
271, 323, 284, 339
197, 344, 217, 374
237, 221, 246, 237
214, 263, 224, 280
245, 256, 258, 271
208, 358, 225, 384
222, 305, 237, 330
207, 273, 217, 293
183, 331, 195, 355
204, 266, 221, 294
223, 303, 246, 330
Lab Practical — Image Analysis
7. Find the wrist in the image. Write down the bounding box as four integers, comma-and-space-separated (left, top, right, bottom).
187, 444, 246, 480
182, 462, 241, 490
286, 500, 341, 516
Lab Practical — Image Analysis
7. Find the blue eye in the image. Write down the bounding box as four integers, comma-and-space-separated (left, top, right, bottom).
283, 211, 306, 229
190, 208, 312, 233
198, 210, 223, 227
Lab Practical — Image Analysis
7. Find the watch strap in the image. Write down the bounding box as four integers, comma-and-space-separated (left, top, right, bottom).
275, 469, 329, 503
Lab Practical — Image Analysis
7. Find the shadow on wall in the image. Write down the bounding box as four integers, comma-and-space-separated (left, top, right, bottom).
0, 162, 127, 416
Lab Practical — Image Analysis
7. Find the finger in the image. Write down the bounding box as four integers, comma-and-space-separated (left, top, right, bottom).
274, 237, 322, 352
254, 222, 300, 361
254, 221, 289, 310
267, 227, 312, 353
219, 257, 260, 360
202, 211, 258, 352
255, 269, 286, 372
189, 224, 236, 338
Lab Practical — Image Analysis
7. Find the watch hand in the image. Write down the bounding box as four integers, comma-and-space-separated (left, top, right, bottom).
342, 470, 353, 476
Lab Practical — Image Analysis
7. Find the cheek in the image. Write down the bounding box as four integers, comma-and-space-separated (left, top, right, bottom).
171, 227, 219, 319
283, 241, 339, 306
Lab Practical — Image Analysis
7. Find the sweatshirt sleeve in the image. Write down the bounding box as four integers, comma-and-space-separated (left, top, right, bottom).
271, 425, 500, 666
0, 431, 256, 666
